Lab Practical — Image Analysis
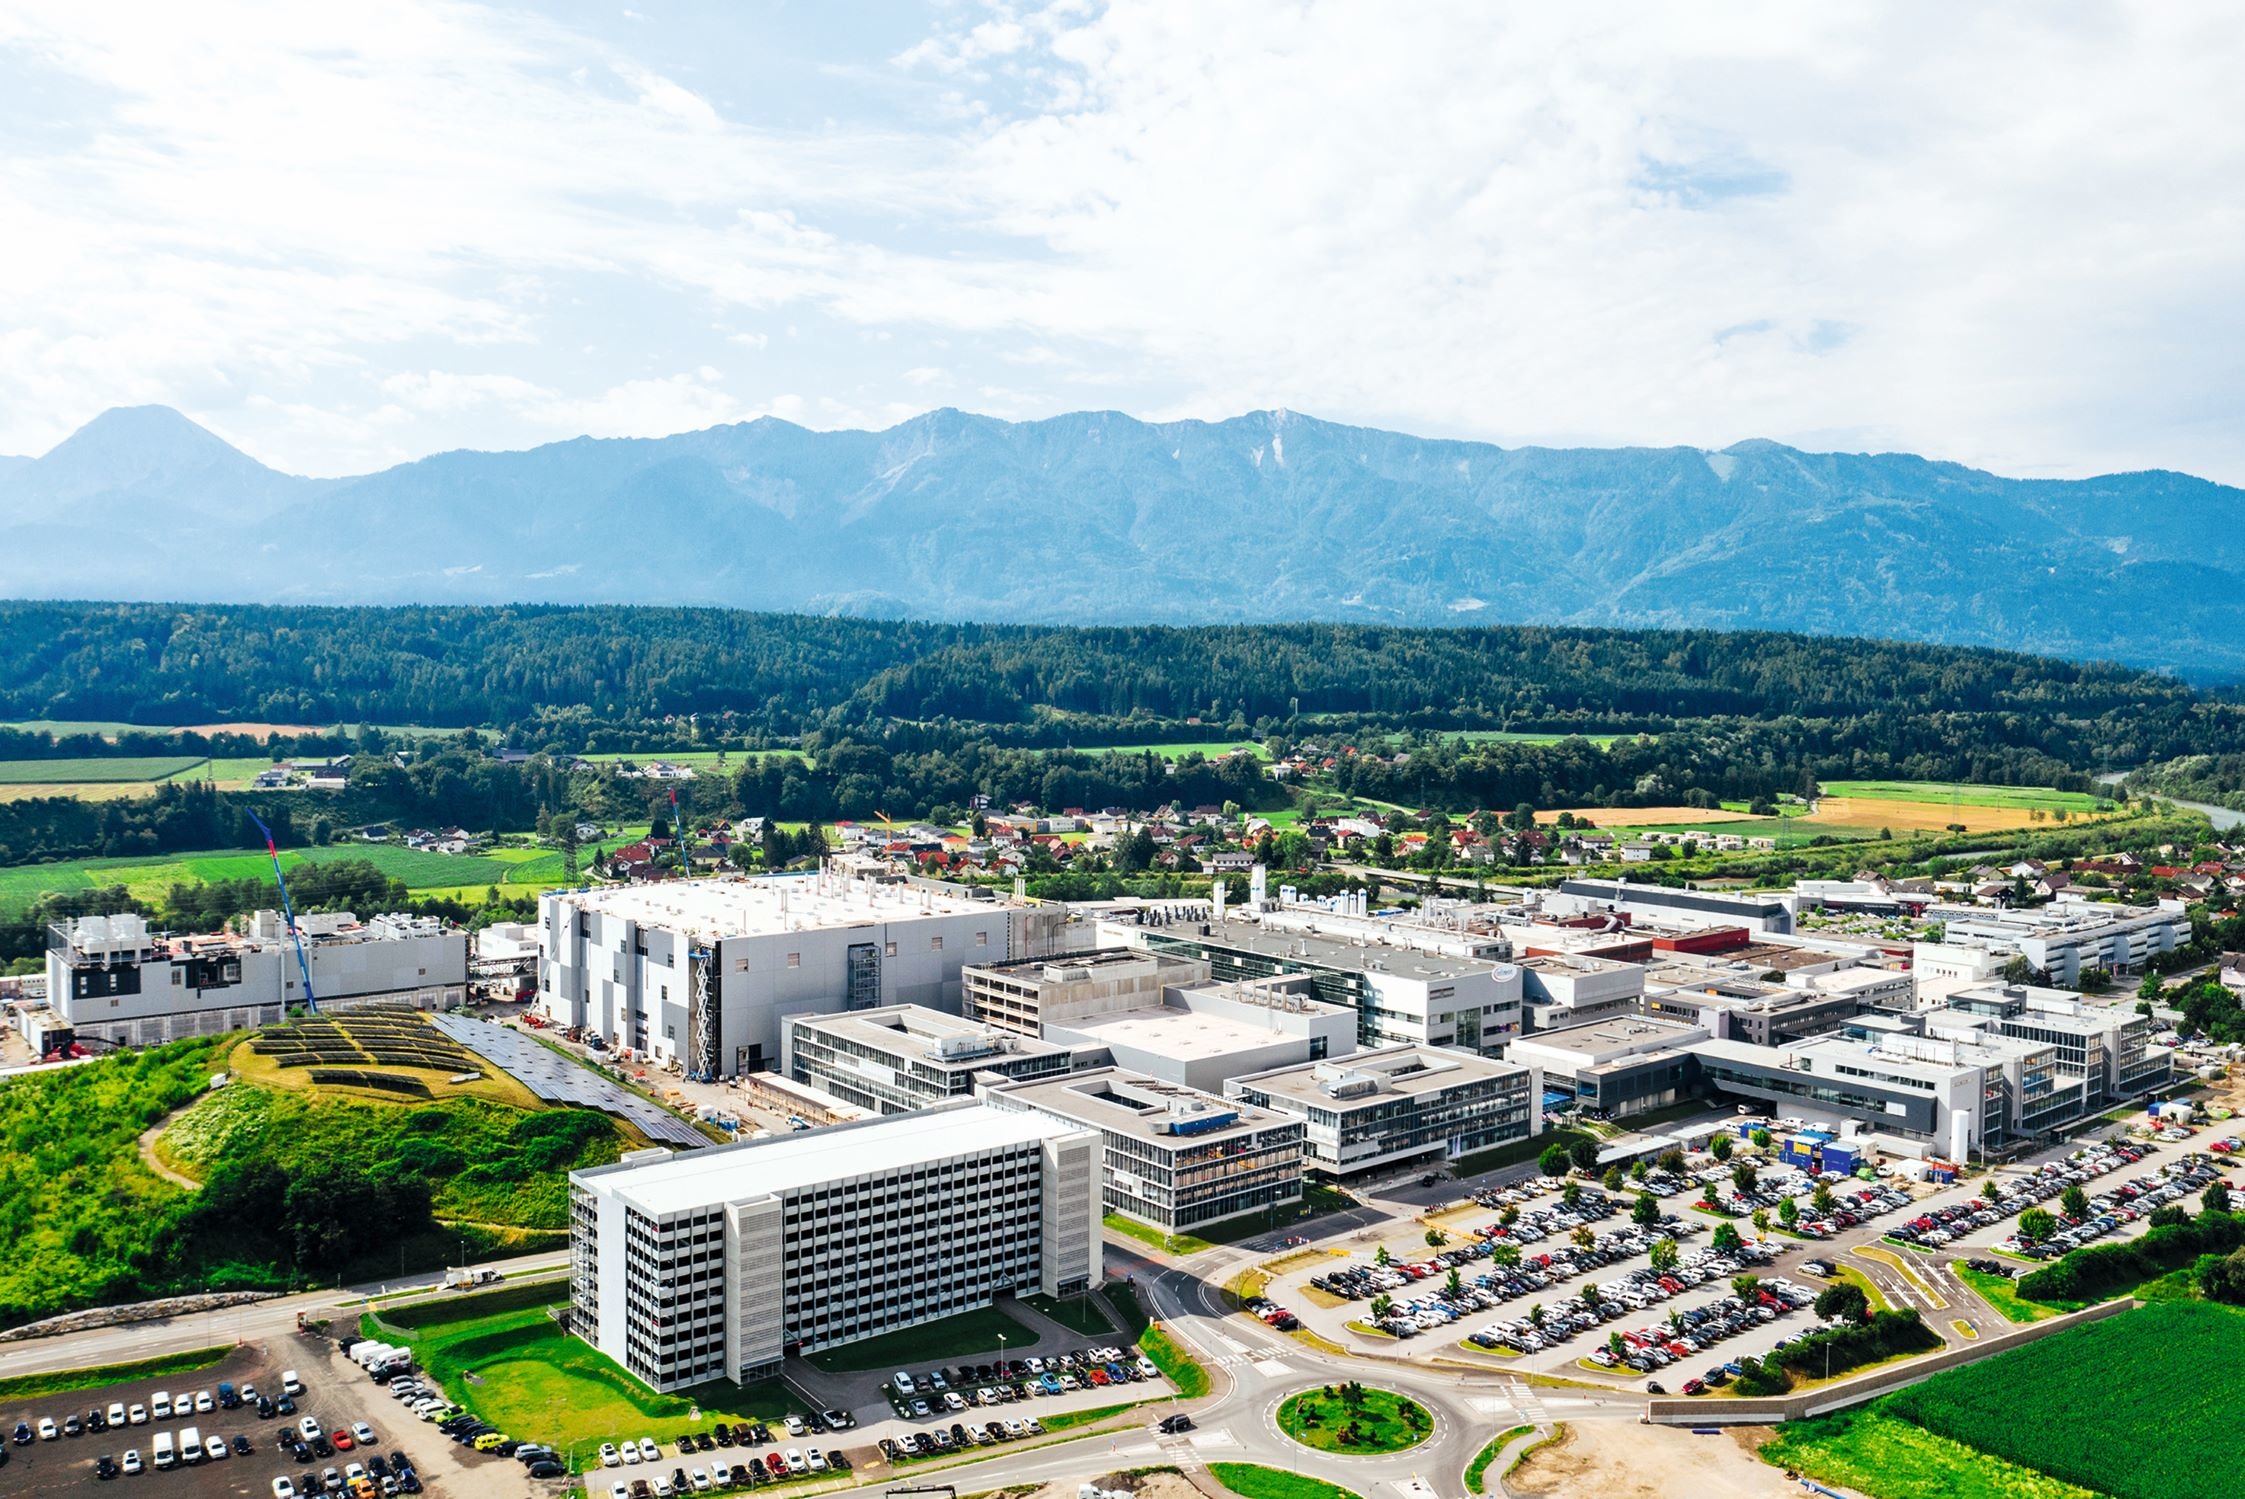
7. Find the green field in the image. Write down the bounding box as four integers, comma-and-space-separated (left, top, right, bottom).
382, 1299, 806, 1465
0, 755, 209, 783
1762, 1410, 2097, 1499
1629, 817, 1881, 847
1819, 780, 2108, 811
1453, 729, 1623, 747
1277, 1387, 1429, 1454
1209, 1464, 1364, 1499
0, 841, 524, 912
1769, 1302, 2238, 1499
1075, 740, 1271, 761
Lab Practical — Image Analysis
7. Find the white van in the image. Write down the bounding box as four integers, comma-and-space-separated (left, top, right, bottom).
152, 1432, 177, 1470
179, 1425, 204, 1464
281, 1369, 305, 1397
152, 1393, 173, 1421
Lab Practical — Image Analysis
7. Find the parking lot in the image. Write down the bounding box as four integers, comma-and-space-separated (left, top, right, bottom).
1, 1334, 494, 1498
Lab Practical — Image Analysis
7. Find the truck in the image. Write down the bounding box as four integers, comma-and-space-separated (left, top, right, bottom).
179, 1426, 203, 1464
152, 1432, 176, 1470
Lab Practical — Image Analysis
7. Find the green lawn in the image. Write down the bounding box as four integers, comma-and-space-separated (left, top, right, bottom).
1820, 781, 2108, 812
1074, 740, 1271, 761
1137, 1321, 1208, 1398
1626, 817, 1877, 846
1955, 1267, 2059, 1323
0, 754, 209, 782
1209, 1463, 1364, 1499
801, 1303, 1032, 1372
1761, 1410, 2098, 1499
1277, 1387, 1430, 1453
0, 841, 521, 912
410, 1307, 806, 1466
1465, 1425, 1535, 1494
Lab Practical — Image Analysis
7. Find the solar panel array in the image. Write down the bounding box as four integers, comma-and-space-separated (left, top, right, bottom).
430, 1014, 711, 1150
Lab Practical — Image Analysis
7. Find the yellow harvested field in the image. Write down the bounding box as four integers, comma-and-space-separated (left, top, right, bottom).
1543, 806, 1759, 827
1803, 797, 2109, 834
0, 780, 165, 803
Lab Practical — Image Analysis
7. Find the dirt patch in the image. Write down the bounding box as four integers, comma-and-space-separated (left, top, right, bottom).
1507, 1420, 1799, 1499
1803, 796, 2109, 835
1015, 1472, 1205, 1499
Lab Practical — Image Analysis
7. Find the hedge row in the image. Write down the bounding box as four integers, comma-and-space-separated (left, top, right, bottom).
2017, 1209, 2244, 1304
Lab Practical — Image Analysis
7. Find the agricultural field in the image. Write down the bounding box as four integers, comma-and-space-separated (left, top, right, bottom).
0, 755, 210, 783
1453, 729, 1623, 747
1772, 1302, 2239, 1499
0, 720, 461, 739
1819, 780, 2110, 812
0, 841, 525, 912
1076, 740, 1271, 761
1542, 805, 1762, 829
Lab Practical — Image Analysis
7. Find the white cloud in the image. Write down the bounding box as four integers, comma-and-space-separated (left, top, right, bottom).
0, 1, 2240, 484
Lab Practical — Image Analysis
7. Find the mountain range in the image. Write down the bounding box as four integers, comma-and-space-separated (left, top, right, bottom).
5, 404, 2243, 681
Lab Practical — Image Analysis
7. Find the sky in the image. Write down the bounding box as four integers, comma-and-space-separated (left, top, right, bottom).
1, 1, 2240, 482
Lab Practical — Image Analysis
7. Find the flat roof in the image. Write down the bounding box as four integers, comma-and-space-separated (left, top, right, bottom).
545, 873, 1002, 942
1064, 1006, 1306, 1062
964, 948, 1194, 981
990, 1068, 1292, 1145
1184, 919, 1509, 983
576, 1101, 1075, 1215
1513, 1015, 1704, 1060
1233, 1045, 1528, 1109
791, 1004, 1071, 1067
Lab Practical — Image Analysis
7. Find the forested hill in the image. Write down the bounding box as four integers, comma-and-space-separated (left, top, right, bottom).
6, 406, 2245, 678
2, 602, 2240, 770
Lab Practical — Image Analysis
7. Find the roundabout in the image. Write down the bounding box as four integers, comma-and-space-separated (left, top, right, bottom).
1275, 1382, 1434, 1455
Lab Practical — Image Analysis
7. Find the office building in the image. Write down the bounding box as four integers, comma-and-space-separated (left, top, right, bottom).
1691, 1025, 2080, 1158
536, 871, 1061, 1077
568, 1100, 1099, 1390
1226, 1046, 1540, 1178
1517, 953, 1644, 1032
962, 949, 1210, 1037
1639, 962, 1885, 1044
1929, 897, 2188, 985
1104, 916, 1524, 1053
1941, 983, 2173, 1104
987, 1067, 1306, 1233
1506, 1016, 1708, 1119
49, 910, 467, 1045
1041, 975, 1357, 1092
782, 1004, 1078, 1115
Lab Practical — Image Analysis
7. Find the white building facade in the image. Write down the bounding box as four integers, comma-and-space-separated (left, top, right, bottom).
568, 1101, 1100, 1389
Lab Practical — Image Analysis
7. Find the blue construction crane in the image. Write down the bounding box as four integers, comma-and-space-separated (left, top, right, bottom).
247, 811, 318, 1013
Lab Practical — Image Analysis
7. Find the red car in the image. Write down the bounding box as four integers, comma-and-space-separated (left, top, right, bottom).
330, 1430, 354, 1451
765, 1453, 786, 1476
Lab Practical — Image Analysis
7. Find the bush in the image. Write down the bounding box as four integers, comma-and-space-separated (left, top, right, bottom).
1766, 1309, 1941, 1384
2018, 1210, 2245, 1304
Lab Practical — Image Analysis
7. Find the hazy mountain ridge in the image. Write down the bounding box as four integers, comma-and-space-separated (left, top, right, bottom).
2, 405, 2241, 679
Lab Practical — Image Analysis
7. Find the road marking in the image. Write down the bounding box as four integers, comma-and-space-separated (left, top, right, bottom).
1191, 1427, 1239, 1448
1254, 1359, 1294, 1377
1950, 1319, 1979, 1339
1217, 1334, 1251, 1353
1851, 1244, 1949, 1308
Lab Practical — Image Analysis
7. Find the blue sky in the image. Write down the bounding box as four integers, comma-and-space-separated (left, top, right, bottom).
2, 2, 2240, 482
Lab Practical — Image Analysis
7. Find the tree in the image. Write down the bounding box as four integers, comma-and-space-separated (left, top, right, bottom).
1632, 1192, 1659, 1227
1812, 1181, 1836, 1214
2060, 1184, 2090, 1221
2198, 1248, 2245, 1305
1712, 1222, 1744, 1253
2206, 1181, 2234, 1216
1814, 1281, 1871, 1323
1538, 1143, 1572, 1178
1499, 1204, 1521, 1228
1607, 1330, 1627, 1359
2019, 1207, 2058, 1243
1731, 1162, 1760, 1197
1425, 1227, 1448, 1248
1602, 1165, 1624, 1191
1527, 1302, 1546, 1329
1561, 1180, 1583, 1209
1369, 1293, 1394, 1321
1778, 1196, 1799, 1229
1630, 1159, 1650, 1182
1569, 1137, 1601, 1174
1709, 1130, 1734, 1162
1444, 1267, 1463, 1298
1750, 1129, 1773, 1150
1648, 1237, 1680, 1274
1490, 1242, 1522, 1269
1731, 1273, 1761, 1300
1658, 1149, 1688, 1174
1572, 1225, 1596, 1250
1581, 1282, 1603, 1310
1981, 1178, 2002, 1203
1752, 1208, 1772, 1237
1374, 1244, 1392, 1267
